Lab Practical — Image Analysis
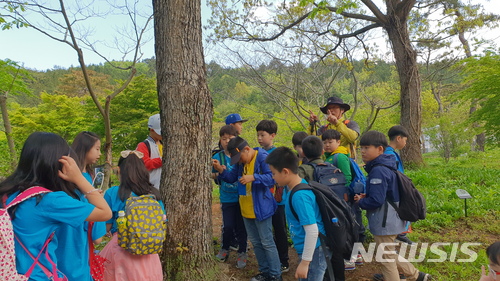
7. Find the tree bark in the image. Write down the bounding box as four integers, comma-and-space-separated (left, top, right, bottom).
384, 0, 424, 166
0, 93, 17, 170
153, 0, 215, 280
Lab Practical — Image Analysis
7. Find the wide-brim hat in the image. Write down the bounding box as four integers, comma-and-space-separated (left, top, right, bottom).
227, 136, 249, 165
320, 96, 351, 114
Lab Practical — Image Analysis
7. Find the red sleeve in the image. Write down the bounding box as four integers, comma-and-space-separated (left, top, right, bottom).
136, 142, 162, 171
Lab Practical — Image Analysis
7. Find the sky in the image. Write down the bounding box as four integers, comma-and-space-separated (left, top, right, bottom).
1, 0, 499, 71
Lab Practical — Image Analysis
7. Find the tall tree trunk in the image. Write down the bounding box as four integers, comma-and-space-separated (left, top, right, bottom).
154, 0, 215, 280
0, 93, 16, 170
456, 12, 486, 152
384, 6, 423, 167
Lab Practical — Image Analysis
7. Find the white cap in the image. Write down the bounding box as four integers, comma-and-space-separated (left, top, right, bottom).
148, 113, 161, 135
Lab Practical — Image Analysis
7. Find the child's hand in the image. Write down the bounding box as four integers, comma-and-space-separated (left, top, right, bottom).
295, 260, 310, 279
212, 159, 224, 173
239, 175, 255, 184
58, 156, 86, 185
354, 193, 366, 202
479, 265, 493, 281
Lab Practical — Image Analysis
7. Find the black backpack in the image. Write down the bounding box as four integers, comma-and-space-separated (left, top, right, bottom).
380, 165, 427, 222
307, 162, 348, 201
289, 181, 358, 260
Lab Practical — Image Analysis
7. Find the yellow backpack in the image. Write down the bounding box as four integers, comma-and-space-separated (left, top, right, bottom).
117, 194, 166, 255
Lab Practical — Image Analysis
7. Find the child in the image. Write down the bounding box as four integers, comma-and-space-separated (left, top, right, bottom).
354, 131, 431, 281
256, 119, 289, 272
298, 135, 324, 182
322, 128, 366, 270
225, 113, 248, 135
292, 131, 309, 165
266, 146, 330, 281
385, 125, 413, 245
256, 119, 277, 152
385, 125, 408, 173
212, 136, 281, 281
298, 135, 345, 280
54, 131, 107, 281
480, 241, 500, 281
99, 151, 164, 281
212, 125, 248, 268
72, 131, 102, 183
0, 132, 111, 280
136, 113, 163, 189
322, 129, 352, 185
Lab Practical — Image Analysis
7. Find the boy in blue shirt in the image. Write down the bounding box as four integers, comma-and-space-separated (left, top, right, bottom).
384, 125, 414, 245
266, 146, 329, 281
354, 131, 431, 281
213, 136, 281, 281
385, 125, 408, 173
212, 125, 248, 268
257, 119, 289, 272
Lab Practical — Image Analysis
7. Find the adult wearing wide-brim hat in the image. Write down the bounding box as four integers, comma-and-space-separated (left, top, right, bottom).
308, 96, 360, 158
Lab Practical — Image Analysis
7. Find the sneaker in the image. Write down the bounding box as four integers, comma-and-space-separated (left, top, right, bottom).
267, 275, 282, 281
416, 272, 432, 281
344, 260, 355, 271
373, 273, 407, 280
395, 234, 414, 244
250, 273, 268, 281
280, 264, 290, 273
355, 254, 364, 265
215, 249, 229, 262
236, 252, 247, 269
229, 240, 239, 251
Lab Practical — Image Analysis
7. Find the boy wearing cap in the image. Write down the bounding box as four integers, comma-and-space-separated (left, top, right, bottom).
213, 136, 282, 281
225, 113, 248, 135
136, 113, 163, 189
212, 125, 248, 268
309, 96, 360, 158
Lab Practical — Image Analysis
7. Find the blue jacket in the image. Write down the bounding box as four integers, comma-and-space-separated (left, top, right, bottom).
358, 154, 405, 235
219, 147, 277, 221
212, 151, 239, 203
384, 146, 404, 173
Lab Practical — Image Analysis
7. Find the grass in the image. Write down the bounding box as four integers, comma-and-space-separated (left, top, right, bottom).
392, 150, 500, 280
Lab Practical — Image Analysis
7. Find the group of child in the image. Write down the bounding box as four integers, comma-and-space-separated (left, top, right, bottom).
2, 100, 497, 281
211, 100, 435, 281
1, 127, 164, 281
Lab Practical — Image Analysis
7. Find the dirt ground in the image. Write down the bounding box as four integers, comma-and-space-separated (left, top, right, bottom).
212, 203, 382, 281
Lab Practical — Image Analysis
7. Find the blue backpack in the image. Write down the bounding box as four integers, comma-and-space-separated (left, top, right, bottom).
307, 162, 348, 201
333, 154, 366, 195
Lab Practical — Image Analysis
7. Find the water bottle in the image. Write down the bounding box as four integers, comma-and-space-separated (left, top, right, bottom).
331, 217, 339, 225
117, 210, 127, 230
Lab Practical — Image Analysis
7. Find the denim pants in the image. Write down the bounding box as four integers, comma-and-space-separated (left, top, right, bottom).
243, 216, 281, 277
298, 246, 331, 281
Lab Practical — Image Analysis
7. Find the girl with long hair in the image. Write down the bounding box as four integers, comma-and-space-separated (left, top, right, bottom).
54, 131, 107, 281
99, 150, 163, 281
0, 132, 111, 281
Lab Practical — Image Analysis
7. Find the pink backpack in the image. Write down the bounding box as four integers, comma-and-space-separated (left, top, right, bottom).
0, 186, 68, 281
